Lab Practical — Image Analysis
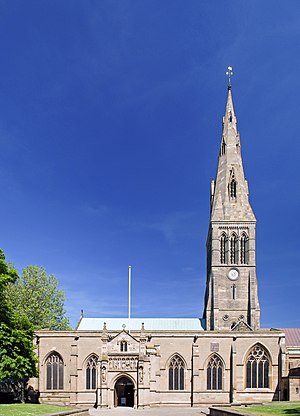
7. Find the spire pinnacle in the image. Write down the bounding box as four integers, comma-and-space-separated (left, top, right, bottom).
225, 66, 234, 89
210, 80, 255, 222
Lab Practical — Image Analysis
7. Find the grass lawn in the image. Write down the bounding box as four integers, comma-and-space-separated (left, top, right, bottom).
0, 403, 74, 416
232, 403, 300, 416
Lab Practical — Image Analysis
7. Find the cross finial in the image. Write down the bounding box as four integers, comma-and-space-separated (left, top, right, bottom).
226, 66, 234, 88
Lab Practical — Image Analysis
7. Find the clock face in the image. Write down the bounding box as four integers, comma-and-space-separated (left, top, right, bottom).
228, 268, 239, 281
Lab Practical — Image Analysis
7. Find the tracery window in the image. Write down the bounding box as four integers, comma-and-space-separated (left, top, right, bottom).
246, 345, 270, 388
46, 353, 64, 390
207, 355, 223, 390
168, 355, 185, 390
120, 341, 128, 352
240, 233, 249, 264
86, 355, 97, 390
220, 233, 228, 264
230, 233, 238, 264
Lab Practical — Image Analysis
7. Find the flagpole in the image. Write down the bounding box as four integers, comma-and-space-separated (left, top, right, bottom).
128, 265, 132, 321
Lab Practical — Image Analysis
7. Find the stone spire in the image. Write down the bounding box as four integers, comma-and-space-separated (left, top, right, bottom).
204, 73, 260, 331
210, 85, 255, 222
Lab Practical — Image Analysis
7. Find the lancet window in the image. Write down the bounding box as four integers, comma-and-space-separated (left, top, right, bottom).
240, 233, 249, 264
120, 341, 128, 352
228, 168, 237, 200
220, 138, 226, 156
220, 233, 228, 264
229, 179, 237, 199
230, 233, 238, 264
168, 355, 185, 390
86, 355, 98, 390
246, 345, 270, 388
207, 355, 223, 390
46, 353, 64, 390
232, 284, 236, 300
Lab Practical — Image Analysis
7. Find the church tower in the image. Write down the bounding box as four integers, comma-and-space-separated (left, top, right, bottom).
203, 73, 260, 331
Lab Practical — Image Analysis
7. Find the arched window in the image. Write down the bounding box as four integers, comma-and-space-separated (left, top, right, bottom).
46, 353, 64, 390
232, 284, 236, 300
120, 341, 128, 352
230, 233, 238, 264
229, 179, 237, 199
168, 355, 185, 390
207, 355, 223, 390
240, 233, 249, 264
220, 233, 228, 264
228, 168, 237, 200
220, 138, 226, 156
246, 345, 270, 388
86, 355, 98, 390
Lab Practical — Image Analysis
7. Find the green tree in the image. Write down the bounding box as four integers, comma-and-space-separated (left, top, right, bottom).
0, 249, 37, 401
5, 265, 71, 330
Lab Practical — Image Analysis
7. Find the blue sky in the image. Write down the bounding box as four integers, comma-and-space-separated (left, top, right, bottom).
0, 1, 299, 329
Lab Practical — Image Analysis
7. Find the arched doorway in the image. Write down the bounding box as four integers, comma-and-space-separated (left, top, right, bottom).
114, 376, 134, 407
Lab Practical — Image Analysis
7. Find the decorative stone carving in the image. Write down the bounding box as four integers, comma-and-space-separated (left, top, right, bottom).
210, 342, 219, 352
108, 356, 138, 371
139, 365, 144, 383
101, 364, 107, 383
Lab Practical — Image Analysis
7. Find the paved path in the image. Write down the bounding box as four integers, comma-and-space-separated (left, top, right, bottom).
88, 407, 209, 416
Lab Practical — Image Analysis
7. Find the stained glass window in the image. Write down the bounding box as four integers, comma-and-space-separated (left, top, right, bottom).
168, 355, 185, 390
207, 355, 223, 390
246, 345, 270, 388
86, 355, 98, 389
46, 353, 64, 390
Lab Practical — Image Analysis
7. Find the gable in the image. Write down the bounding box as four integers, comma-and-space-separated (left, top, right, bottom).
231, 319, 253, 332
107, 330, 139, 354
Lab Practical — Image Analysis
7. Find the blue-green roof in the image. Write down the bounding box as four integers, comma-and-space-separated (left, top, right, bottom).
76, 317, 204, 331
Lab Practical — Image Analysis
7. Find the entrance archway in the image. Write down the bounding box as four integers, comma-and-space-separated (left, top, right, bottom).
114, 376, 134, 407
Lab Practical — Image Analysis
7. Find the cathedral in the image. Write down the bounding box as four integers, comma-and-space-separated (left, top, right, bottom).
33, 81, 300, 408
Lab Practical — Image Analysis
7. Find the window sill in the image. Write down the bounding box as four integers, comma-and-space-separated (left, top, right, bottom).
243, 388, 272, 392
207, 389, 223, 392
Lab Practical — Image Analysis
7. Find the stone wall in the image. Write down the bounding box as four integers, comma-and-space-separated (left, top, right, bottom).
33, 328, 283, 407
